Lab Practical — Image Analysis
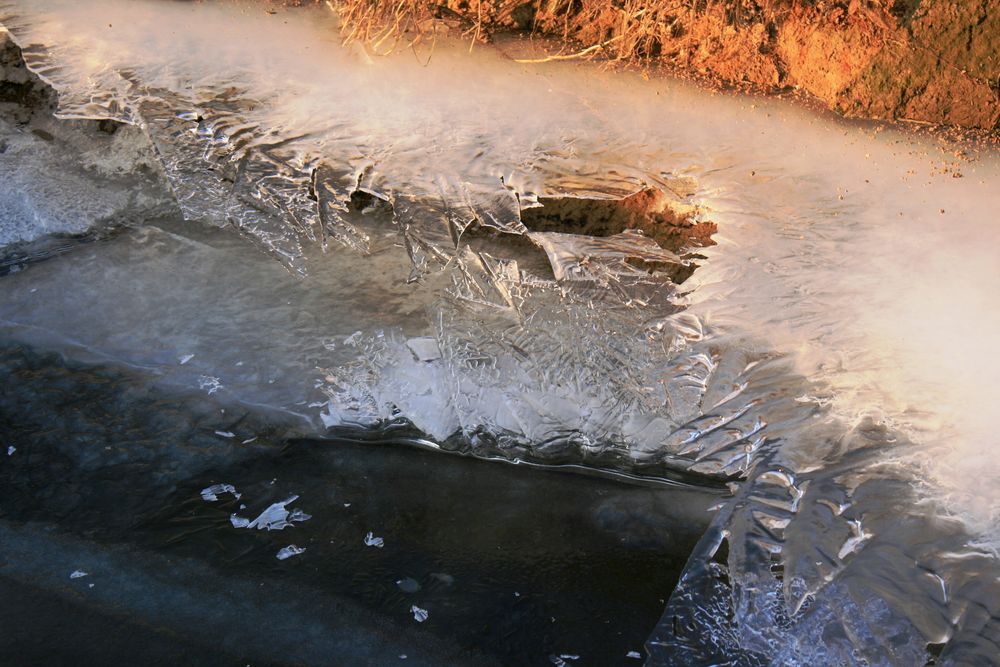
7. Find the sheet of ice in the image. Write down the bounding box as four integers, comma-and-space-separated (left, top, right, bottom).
3, 1, 1000, 664
0, 118, 174, 248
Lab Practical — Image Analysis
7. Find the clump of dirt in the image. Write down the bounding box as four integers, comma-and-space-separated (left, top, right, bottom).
521, 187, 716, 255
519, 186, 715, 284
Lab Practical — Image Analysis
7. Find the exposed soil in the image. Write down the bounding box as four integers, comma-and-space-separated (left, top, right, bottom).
519, 187, 716, 285
329, 0, 1000, 133
521, 187, 717, 255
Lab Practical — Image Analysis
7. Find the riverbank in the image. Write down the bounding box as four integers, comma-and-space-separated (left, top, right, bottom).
328, 0, 1000, 134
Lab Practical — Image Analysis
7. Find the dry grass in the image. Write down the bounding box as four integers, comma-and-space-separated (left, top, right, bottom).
324, 0, 808, 63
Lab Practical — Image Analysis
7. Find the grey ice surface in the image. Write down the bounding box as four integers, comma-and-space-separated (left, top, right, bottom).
0, 520, 500, 666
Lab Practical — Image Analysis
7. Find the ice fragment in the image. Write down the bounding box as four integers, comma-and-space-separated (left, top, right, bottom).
409, 605, 428, 622
405, 337, 441, 362
246, 495, 309, 531
197, 375, 222, 395
288, 508, 312, 522
276, 545, 306, 560
200, 483, 241, 502
364, 531, 384, 548
70, 570, 88, 579
396, 577, 421, 593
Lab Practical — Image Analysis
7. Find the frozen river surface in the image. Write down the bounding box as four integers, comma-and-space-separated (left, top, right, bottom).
3, 1, 1000, 664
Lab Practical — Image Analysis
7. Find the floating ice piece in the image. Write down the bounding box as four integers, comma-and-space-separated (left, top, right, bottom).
6, 446, 14, 456
430, 572, 454, 586
405, 337, 441, 362
200, 483, 241, 502
344, 331, 363, 346
178, 354, 194, 364
214, 430, 235, 438
276, 545, 306, 560
559, 656, 579, 661
626, 651, 642, 659
409, 605, 428, 623
289, 508, 312, 522
247, 495, 309, 531
198, 375, 222, 395
229, 514, 250, 528
364, 531, 384, 548
241, 436, 257, 444
69, 570, 88, 579
396, 577, 421, 593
